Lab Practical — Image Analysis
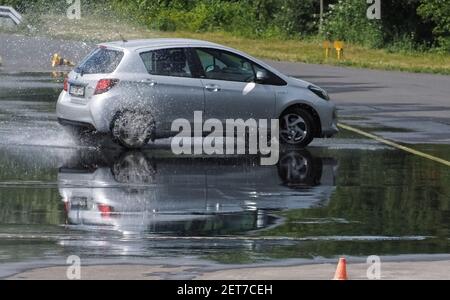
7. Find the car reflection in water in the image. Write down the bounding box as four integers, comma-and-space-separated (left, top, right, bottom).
58, 149, 338, 235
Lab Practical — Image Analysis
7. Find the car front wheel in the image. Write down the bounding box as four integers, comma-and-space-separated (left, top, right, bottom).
279, 108, 315, 147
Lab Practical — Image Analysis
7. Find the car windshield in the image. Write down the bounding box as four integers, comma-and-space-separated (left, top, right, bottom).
75, 48, 124, 75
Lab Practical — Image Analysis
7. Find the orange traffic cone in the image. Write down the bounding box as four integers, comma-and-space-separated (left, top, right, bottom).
333, 257, 348, 280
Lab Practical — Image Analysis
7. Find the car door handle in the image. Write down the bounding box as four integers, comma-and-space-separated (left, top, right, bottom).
140, 79, 158, 86
205, 84, 221, 92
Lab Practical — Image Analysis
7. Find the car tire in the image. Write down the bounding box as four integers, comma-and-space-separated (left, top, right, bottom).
279, 108, 315, 147
111, 111, 154, 149
277, 150, 323, 187
111, 151, 156, 185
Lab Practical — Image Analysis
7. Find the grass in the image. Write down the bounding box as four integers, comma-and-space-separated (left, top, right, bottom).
8, 14, 450, 75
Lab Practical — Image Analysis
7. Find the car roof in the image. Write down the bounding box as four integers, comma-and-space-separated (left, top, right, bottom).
99, 38, 224, 51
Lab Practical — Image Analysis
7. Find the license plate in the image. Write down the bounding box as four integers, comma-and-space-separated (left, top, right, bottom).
69, 85, 85, 97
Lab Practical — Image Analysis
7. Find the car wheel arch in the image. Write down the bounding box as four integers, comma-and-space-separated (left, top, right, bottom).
109, 109, 154, 130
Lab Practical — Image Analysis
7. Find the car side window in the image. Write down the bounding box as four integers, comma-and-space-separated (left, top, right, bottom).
195, 48, 255, 82
140, 48, 193, 78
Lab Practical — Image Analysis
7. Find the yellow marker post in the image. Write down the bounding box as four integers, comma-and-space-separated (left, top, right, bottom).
323, 41, 331, 59
51, 53, 61, 68
51, 53, 75, 68
334, 41, 344, 60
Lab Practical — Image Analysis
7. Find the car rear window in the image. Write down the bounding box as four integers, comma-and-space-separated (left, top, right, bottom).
75, 48, 124, 74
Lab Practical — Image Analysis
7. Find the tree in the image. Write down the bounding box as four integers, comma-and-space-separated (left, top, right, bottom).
418, 0, 450, 51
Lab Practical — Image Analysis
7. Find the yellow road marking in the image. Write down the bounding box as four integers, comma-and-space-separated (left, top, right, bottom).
337, 123, 450, 168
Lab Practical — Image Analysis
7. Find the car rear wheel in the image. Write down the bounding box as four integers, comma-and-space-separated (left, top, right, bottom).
279, 108, 315, 147
112, 151, 156, 185
111, 111, 154, 149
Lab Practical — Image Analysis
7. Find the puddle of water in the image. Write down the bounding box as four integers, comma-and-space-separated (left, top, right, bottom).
0, 145, 339, 263
0, 72, 449, 269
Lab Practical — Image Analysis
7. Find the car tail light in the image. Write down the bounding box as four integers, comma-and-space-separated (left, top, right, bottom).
63, 201, 70, 213
98, 204, 113, 218
63, 77, 69, 92
94, 79, 119, 95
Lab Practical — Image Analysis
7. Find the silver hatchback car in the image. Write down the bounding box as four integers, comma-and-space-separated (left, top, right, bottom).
57, 38, 338, 148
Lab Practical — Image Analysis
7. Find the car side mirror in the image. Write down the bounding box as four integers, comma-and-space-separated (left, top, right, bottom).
255, 70, 269, 84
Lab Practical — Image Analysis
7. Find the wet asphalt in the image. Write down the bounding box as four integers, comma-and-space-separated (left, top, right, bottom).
0, 34, 449, 278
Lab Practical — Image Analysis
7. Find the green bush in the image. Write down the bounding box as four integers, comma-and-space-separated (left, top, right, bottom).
322, 0, 383, 48
271, 0, 319, 37
0, 0, 111, 14
109, 0, 319, 38
322, 0, 437, 50
119, 0, 259, 36
380, 1, 434, 50
418, 0, 450, 52
1, 0, 449, 52
0, 0, 52, 12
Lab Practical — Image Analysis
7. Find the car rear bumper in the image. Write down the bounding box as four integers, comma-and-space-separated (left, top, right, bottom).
58, 118, 97, 131
56, 91, 112, 132
56, 90, 96, 124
